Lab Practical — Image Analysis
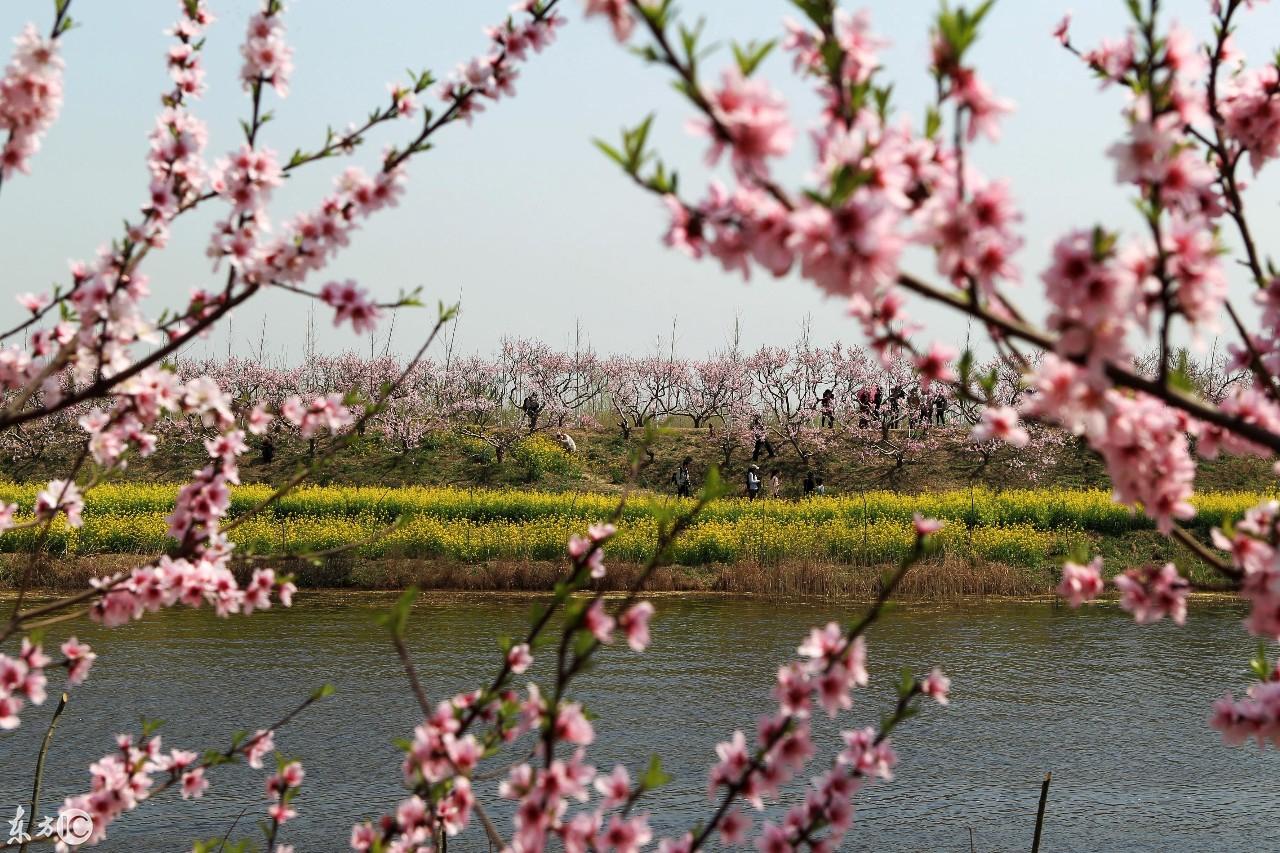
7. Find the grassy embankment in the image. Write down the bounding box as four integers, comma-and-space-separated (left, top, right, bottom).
0, 482, 1266, 599
5, 425, 1275, 496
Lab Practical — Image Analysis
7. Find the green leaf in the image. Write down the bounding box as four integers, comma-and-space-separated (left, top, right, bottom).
594, 139, 628, 170
572, 629, 596, 657
311, 682, 336, 701
829, 165, 867, 207
641, 754, 673, 789
700, 465, 729, 501
1090, 225, 1118, 260
1249, 641, 1270, 681
896, 666, 916, 696
626, 114, 656, 172
375, 586, 420, 637
925, 106, 943, 139
731, 39, 777, 77
957, 348, 974, 385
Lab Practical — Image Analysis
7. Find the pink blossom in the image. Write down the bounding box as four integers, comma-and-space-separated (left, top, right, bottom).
913, 342, 957, 391
589, 522, 617, 542
320, 279, 382, 335
16, 291, 49, 313
246, 728, 275, 769
0, 694, 22, 730
1108, 119, 1175, 185
584, 599, 616, 644
1053, 12, 1072, 46
692, 68, 793, 178
583, 0, 633, 42
720, 806, 752, 846
180, 767, 208, 799
240, 10, 293, 96
757, 821, 794, 853
507, 643, 533, 674
921, 667, 951, 705
247, 404, 274, 435
913, 514, 944, 536
1212, 681, 1280, 747
1115, 562, 1189, 626
1221, 64, 1280, 172
35, 478, 83, 528
595, 764, 631, 808
619, 601, 654, 652
663, 196, 705, 259
951, 67, 1014, 142
0, 24, 65, 179
1058, 557, 1106, 607
597, 814, 652, 853
839, 726, 897, 780
971, 406, 1029, 448
555, 702, 595, 745
788, 196, 904, 301
61, 636, 96, 686
280, 393, 353, 438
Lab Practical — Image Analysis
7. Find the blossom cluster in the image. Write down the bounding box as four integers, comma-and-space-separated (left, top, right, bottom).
240, 5, 293, 96
440, 0, 566, 123
0, 22, 64, 178
59, 732, 221, 847
692, 620, 949, 852
1212, 501, 1280, 639
1055, 555, 1189, 626
0, 636, 94, 730
266, 759, 305, 836
143, 2, 215, 234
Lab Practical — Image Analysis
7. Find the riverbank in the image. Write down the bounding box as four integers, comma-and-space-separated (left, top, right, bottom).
0, 552, 1203, 601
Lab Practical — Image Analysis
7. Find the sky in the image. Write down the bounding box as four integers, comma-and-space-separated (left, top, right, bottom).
0, 0, 1278, 364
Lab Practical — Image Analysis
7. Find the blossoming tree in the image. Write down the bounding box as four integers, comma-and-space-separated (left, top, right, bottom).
0, 2, 959, 851
587, 0, 1280, 752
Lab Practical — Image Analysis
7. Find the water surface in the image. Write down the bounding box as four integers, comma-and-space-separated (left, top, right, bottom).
0, 592, 1269, 852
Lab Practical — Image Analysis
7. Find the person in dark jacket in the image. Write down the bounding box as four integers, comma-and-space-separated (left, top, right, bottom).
750, 415, 776, 461
674, 456, 693, 498
520, 392, 542, 432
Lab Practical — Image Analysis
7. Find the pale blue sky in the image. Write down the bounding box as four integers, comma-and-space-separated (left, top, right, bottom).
0, 0, 1277, 361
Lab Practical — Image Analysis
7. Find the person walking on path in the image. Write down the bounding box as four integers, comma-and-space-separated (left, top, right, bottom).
769, 469, 782, 498
674, 456, 693, 498
746, 464, 762, 501
750, 415, 776, 461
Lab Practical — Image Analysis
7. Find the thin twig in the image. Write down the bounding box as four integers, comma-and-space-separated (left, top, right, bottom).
19, 693, 68, 853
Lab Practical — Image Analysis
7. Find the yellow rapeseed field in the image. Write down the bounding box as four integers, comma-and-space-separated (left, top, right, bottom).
0, 481, 1267, 567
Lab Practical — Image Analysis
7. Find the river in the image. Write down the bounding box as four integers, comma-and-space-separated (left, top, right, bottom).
0, 592, 1270, 852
